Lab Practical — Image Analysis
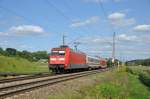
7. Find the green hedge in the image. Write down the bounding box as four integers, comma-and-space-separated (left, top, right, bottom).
126, 66, 150, 88
139, 72, 150, 87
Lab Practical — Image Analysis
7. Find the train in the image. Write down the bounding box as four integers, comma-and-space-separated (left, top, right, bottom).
48, 45, 107, 73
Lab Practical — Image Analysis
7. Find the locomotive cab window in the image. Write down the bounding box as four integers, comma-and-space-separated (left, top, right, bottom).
51, 50, 65, 55
58, 51, 65, 55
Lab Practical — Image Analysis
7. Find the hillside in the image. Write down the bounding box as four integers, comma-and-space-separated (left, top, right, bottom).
0, 55, 49, 73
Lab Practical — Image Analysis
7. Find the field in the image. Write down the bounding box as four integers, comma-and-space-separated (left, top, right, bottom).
0, 55, 49, 73
48, 66, 150, 99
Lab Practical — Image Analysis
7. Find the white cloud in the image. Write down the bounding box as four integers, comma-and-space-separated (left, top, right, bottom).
108, 12, 125, 20
108, 12, 135, 27
0, 40, 10, 49
0, 32, 9, 36
78, 36, 112, 45
9, 25, 44, 35
132, 24, 150, 33
0, 25, 45, 37
74, 34, 150, 59
70, 16, 100, 28
117, 34, 137, 41
79, 34, 138, 46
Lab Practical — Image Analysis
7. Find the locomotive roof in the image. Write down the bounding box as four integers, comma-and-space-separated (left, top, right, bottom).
51, 46, 86, 54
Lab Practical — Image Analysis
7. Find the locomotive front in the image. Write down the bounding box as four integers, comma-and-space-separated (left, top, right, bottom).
48, 46, 69, 73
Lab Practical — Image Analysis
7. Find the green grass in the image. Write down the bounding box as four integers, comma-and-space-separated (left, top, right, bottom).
48, 67, 150, 99
94, 68, 150, 99
127, 66, 150, 88
0, 55, 49, 73
139, 72, 150, 87
128, 73, 150, 99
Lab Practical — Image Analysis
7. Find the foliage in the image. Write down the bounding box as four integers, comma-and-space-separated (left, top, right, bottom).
0, 47, 48, 62
126, 66, 144, 75
5, 48, 17, 56
139, 72, 150, 87
0, 47, 4, 54
126, 66, 150, 88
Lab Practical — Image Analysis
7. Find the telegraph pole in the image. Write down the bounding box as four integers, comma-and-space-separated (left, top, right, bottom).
112, 32, 116, 66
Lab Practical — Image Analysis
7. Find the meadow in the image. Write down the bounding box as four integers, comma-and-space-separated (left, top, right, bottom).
0, 55, 49, 73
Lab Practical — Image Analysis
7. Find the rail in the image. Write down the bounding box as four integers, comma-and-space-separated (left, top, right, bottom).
0, 68, 112, 98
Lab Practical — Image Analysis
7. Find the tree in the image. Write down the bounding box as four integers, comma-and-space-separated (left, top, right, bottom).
32, 51, 48, 61
5, 48, 17, 56
0, 47, 48, 62
0, 47, 4, 55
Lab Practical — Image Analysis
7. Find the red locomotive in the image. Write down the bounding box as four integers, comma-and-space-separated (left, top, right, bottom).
48, 45, 107, 73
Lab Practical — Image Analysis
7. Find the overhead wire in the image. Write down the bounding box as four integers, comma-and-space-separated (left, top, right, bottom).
97, 0, 117, 58
0, 5, 37, 25
62, 0, 95, 46
62, 0, 110, 55
45, 0, 73, 22
45, 0, 97, 47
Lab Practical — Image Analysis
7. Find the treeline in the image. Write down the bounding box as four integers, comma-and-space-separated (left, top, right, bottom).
126, 59, 150, 66
0, 47, 48, 62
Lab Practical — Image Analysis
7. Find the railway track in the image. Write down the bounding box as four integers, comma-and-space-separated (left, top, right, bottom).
0, 73, 52, 84
0, 68, 111, 98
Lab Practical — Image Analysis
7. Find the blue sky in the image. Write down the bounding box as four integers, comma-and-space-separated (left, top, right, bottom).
0, 0, 150, 60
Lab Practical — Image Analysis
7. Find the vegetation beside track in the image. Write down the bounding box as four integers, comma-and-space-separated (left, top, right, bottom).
48, 67, 150, 99
0, 55, 49, 73
126, 66, 150, 87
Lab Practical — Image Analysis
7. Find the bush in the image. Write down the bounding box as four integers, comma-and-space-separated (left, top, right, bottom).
126, 67, 143, 75
126, 66, 150, 88
139, 72, 150, 87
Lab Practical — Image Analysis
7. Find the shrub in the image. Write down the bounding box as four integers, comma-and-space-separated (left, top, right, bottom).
126, 67, 142, 75
126, 66, 150, 88
139, 72, 150, 87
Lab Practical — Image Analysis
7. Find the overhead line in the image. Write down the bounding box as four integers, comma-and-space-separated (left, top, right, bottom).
97, 0, 115, 32
46, 0, 99, 46
97, 0, 117, 60
45, 0, 73, 22
62, 0, 98, 45
0, 5, 37, 25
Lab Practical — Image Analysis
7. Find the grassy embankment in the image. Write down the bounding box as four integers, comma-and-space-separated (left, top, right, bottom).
0, 55, 49, 73
126, 66, 150, 87
48, 66, 150, 99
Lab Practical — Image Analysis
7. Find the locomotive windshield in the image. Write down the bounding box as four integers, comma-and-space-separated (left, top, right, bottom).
51, 50, 65, 55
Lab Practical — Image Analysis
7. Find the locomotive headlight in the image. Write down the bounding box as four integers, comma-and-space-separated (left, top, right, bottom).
58, 58, 65, 61
50, 58, 56, 61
